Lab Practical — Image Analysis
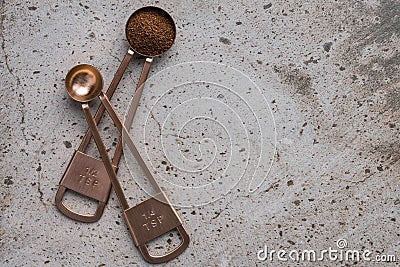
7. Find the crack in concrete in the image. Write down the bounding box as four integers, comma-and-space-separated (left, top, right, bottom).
340, 173, 374, 185
1, 8, 14, 79
36, 171, 49, 211
212, 202, 231, 220
261, 179, 280, 194
19, 94, 29, 145
144, 104, 162, 135
150, 110, 162, 134
1, 5, 28, 145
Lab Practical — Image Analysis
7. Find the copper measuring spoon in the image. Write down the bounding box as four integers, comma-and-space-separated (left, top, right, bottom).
65, 64, 189, 263
123, 6, 177, 124
55, 6, 176, 223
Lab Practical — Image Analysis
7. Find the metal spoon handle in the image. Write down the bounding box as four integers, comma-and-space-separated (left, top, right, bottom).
78, 49, 135, 155
81, 103, 130, 210
126, 57, 153, 126
112, 57, 153, 164
98, 92, 163, 194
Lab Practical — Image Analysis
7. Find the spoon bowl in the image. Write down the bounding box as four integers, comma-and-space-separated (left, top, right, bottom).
125, 6, 176, 57
65, 64, 104, 103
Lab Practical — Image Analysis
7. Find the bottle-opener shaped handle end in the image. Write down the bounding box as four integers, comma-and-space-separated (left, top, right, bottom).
123, 193, 190, 263
55, 151, 116, 223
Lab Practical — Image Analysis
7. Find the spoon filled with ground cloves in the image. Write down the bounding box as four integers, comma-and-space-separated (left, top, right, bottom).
126, 6, 176, 57
123, 6, 177, 124
109, 6, 177, 180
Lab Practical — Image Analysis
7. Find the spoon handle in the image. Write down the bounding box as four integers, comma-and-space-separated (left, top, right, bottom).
112, 57, 153, 164
81, 103, 130, 210
78, 49, 135, 158
99, 92, 163, 194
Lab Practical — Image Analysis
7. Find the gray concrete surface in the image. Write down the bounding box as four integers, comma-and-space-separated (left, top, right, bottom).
1, 0, 399, 266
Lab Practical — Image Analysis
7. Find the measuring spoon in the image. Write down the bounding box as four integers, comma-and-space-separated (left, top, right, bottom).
123, 6, 177, 128
65, 64, 189, 263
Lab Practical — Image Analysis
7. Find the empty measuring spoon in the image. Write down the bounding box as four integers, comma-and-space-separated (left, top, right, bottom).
65, 64, 129, 210
55, 52, 132, 223
65, 64, 189, 263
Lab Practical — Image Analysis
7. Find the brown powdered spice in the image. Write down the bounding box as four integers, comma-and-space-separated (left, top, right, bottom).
126, 7, 176, 57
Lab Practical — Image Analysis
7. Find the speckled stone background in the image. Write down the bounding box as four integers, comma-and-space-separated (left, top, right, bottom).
1, 0, 399, 266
